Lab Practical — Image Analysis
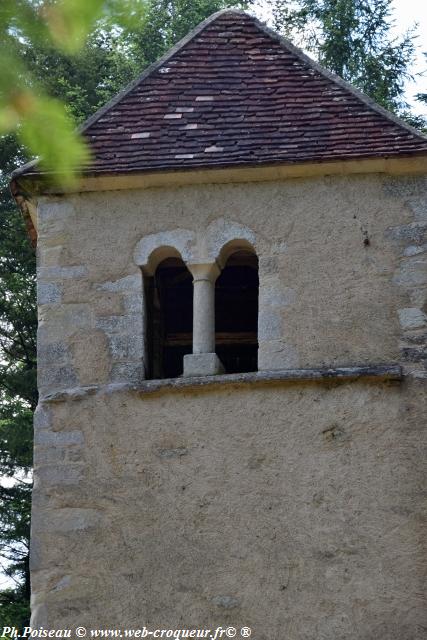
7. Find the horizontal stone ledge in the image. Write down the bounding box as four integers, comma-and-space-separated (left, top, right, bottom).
41, 364, 402, 402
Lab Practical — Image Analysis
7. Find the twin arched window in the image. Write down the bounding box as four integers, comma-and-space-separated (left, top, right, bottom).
145, 249, 259, 379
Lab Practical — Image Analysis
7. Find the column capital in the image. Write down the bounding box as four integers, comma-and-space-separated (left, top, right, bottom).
187, 261, 221, 283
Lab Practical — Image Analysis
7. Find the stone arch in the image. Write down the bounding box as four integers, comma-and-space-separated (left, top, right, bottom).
133, 221, 261, 378
216, 238, 257, 269
134, 229, 196, 274
203, 218, 257, 266
141, 246, 184, 276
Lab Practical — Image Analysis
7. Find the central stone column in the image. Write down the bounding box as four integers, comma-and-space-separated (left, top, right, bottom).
183, 262, 224, 377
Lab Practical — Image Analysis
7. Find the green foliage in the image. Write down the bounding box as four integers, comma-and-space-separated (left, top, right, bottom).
23, 31, 139, 125
416, 53, 427, 109
0, 0, 136, 185
43, 0, 107, 54
1, 0, 249, 182
0, 147, 35, 629
400, 110, 427, 133
0, 584, 30, 630
0, 200, 37, 415
21, 96, 91, 183
0, 8, 84, 185
0, 0, 254, 627
115, 0, 251, 67
268, 0, 418, 114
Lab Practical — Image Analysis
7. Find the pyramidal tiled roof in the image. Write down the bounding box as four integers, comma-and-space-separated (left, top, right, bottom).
19, 10, 427, 179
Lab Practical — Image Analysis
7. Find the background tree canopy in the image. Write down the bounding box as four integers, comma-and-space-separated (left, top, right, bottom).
267, 0, 427, 128
0, 0, 425, 630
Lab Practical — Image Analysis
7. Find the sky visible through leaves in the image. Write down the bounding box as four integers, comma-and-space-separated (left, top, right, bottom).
254, 0, 427, 116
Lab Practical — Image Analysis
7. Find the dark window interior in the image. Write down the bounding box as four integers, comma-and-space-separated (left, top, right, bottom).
145, 251, 258, 379
215, 250, 259, 373
145, 258, 193, 379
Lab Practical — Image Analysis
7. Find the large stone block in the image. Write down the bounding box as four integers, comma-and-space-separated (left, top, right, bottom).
258, 307, 283, 341
95, 315, 141, 335
33, 405, 52, 431
109, 334, 144, 361
38, 365, 78, 393
394, 259, 427, 287
93, 293, 124, 316
37, 200, 75, 239
99, 273, 142, 293
38, 304, 93, 342
385, 222, 427, 246
183, 353, 225, 377
37, 265, 88, 281
38, 341, 70, 365
35, 464, 83, 487
33, 508, 101, 533
258, 339, 299, 370
110, 361, 145, 384
37, 282, 62, 305
34, 430, 84, 447
398, 307, 427, 330
70, 330, 111, 386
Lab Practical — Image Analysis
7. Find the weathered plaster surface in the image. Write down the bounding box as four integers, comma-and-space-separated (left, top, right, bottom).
31, 378, 426, 638
32, 171, 427, 635
36, 173, 426, 393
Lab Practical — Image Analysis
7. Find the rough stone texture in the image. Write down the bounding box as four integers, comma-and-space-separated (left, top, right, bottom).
398, 307, 427, 330
32, 172, 427, 635
36, 196, 146, 393
183, 353, 225, 377
36, 173, 427, 395
31, 379, 426, 638
385, 176, 427, 377
134, 220, 256, 271
37, 282, 62, 305
70, 330, 111, 386
134, 229, 197, 268
41, 365, 403, 402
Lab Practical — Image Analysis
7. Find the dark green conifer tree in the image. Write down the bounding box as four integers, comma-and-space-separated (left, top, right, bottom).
268, 0, 419, 114
0, 0, 251, 628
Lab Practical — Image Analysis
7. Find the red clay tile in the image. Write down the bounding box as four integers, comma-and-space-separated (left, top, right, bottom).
15, 10, 427, 180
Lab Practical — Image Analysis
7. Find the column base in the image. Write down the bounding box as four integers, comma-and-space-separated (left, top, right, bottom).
183, 353, 225, 377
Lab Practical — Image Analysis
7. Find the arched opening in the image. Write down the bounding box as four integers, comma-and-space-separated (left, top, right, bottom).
145, 257, 193, 379
215, 249, 259, 373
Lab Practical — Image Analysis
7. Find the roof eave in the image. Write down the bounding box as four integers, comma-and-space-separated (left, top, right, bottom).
15, 152, 427, 193
11, 8, 427, 186
12, 152, 427, 247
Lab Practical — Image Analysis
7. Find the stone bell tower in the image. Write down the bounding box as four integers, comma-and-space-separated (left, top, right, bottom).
11, 9, 427, 639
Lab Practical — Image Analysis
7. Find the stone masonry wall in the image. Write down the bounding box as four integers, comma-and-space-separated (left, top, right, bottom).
36, 173, 426, 396
31, 379, 426, 639
384, 177, 427, 379
31, 171, 427, 637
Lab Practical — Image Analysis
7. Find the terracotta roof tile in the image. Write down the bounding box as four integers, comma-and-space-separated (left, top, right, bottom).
16, 10, 427, 179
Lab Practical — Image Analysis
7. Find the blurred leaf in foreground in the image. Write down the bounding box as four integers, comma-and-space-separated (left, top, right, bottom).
0, 0, 133, 186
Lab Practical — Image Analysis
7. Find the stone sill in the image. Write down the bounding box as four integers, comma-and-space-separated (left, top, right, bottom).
42, 364, 402, 402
